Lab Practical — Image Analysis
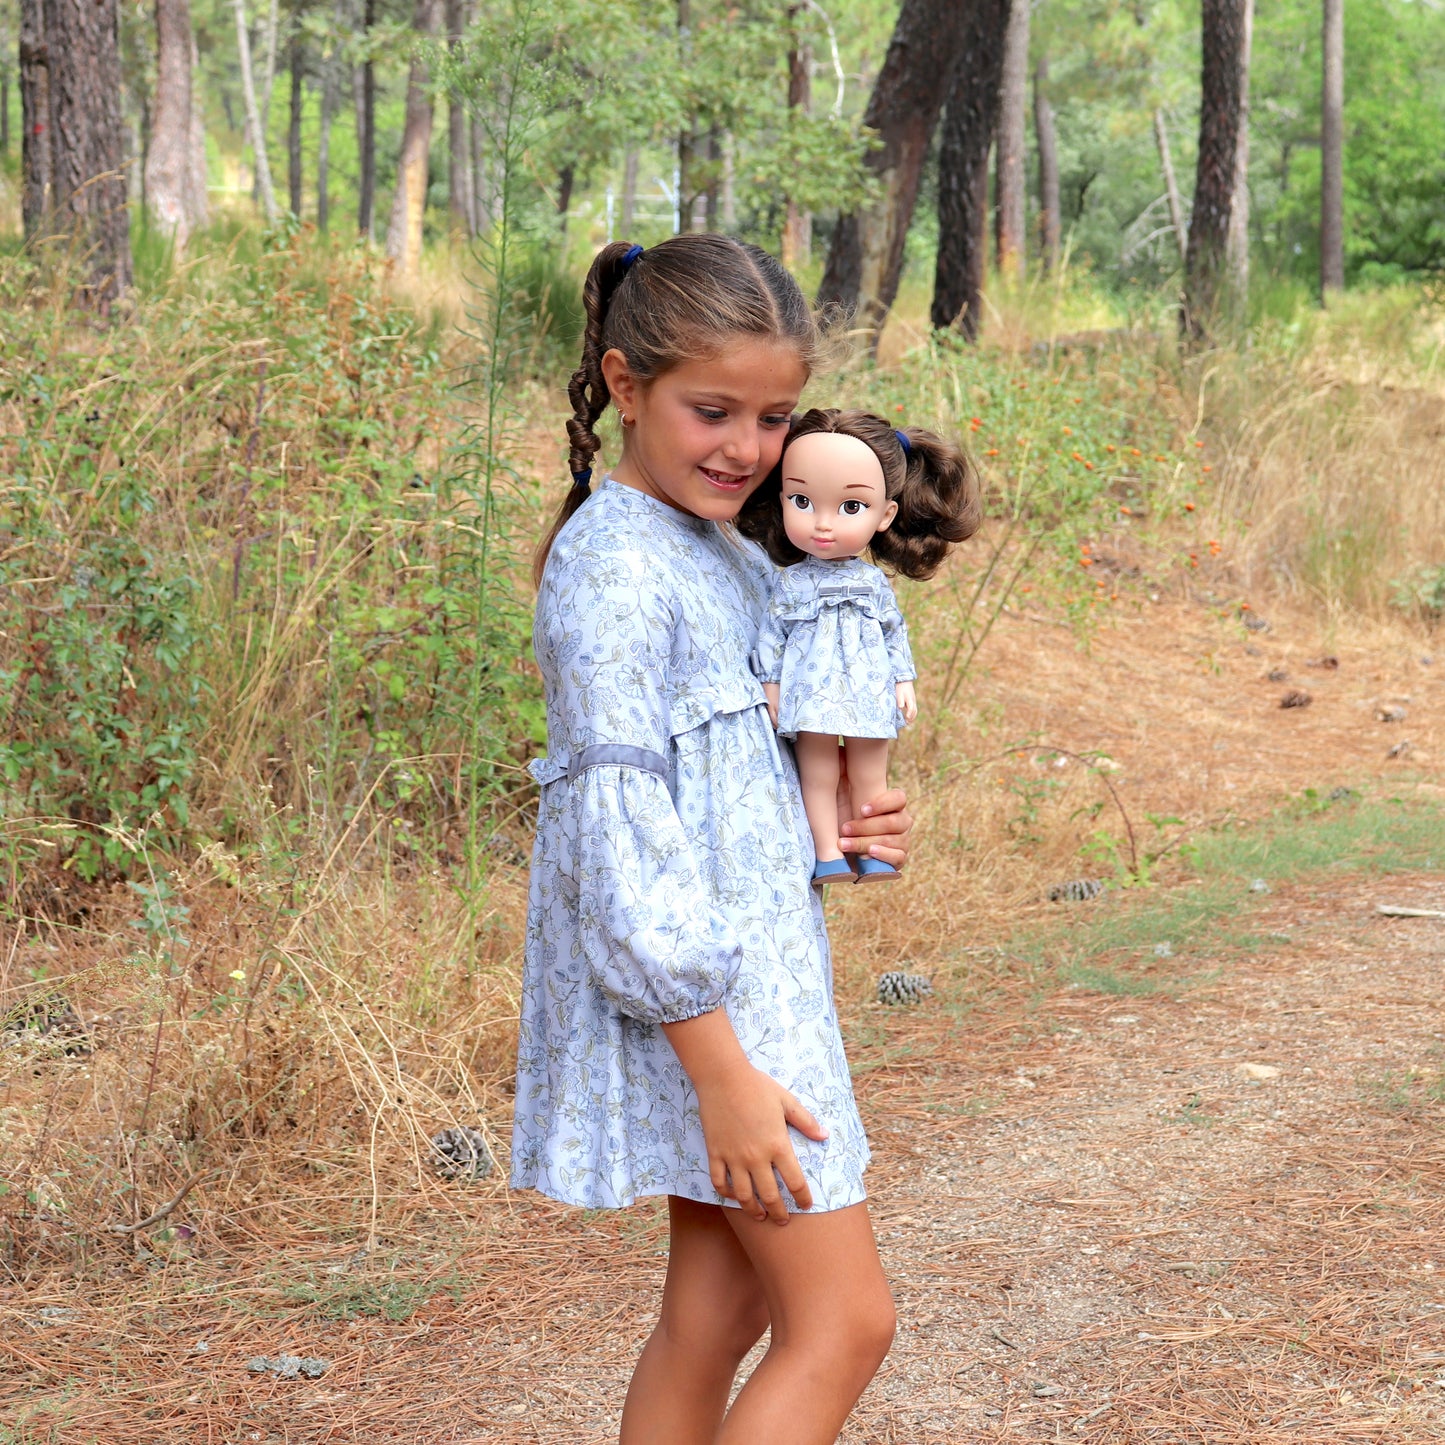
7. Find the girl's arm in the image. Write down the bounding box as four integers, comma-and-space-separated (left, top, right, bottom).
662, 1012, 828, 1225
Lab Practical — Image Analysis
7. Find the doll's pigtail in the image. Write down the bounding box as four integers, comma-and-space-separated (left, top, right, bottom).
533, 242, 641, 586
871, 427, 983, 581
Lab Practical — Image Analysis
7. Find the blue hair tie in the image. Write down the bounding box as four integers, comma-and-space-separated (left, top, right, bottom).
620, 243, 644, 270
895, 429, 912, 457
570, 467, 593, 490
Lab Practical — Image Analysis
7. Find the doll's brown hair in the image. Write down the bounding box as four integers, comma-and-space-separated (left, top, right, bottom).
738, 408, 982, 581
533, 236, 822, 585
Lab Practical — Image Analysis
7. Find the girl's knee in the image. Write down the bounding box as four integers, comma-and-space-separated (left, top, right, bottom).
659, 1291, 770, 1364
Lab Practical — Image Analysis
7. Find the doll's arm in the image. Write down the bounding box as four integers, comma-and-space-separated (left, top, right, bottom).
895, 679, 917, 722
762, 681, 780, 728
879, 583, 917, 684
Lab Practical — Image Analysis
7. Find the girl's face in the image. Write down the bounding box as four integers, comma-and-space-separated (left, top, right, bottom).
780, 431, 897, 561
601, 339, 807, 524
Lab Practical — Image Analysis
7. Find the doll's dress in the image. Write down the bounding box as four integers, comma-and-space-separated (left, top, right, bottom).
511, 479, 871, 1213
754, 555, 916, 740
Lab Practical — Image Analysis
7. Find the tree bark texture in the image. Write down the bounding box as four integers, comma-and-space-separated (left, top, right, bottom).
146, 0, 206, 246
317, 3, 342, 231
384, 0, 439, 274
1320, 0, 1344, 296
818, 0, 974, 339
287, 27, 304, 218
1, 11, 12, 155
1226, 0, 1253, 295
932, 0, 1011, 340
781, 6, 812, 271
20, 0, 133, 304
445, 0, 472, 234
1183, 0, 1245, 337
1154, 108, 1187, 264
357, 0, 376, 237
994, 0, 1029, 281
620, 146, 639, 233
233, 0, 278, 220
1033, 54, 1060, 273
188, 32, 208, 224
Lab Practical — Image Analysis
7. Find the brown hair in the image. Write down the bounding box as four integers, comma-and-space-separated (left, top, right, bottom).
738, 408, 983, 581
533, 235, 822, 584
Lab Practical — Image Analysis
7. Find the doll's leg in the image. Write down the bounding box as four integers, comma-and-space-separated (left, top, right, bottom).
842, 738, 898, 881
620, 1196, 770, 1444
793, 731, 845, 865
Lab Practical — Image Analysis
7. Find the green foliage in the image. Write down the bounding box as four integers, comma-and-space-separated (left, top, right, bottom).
0, 230, 539, 896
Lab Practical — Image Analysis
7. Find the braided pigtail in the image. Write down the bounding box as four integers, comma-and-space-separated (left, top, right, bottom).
870, 425, 982, 581
534, 241, 643, 586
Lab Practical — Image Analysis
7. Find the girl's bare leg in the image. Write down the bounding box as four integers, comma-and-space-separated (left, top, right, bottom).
619, 1196, 770, 1445
718, 1201, 895, 1444
794, 731, 844, 863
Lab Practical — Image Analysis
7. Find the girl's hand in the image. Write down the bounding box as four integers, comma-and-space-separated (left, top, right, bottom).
896, 680, 917, 722
696, 1063, 826, 1223
839, 789, 912, 869
662, 1011, 825, 1224
762, 681, 781, 729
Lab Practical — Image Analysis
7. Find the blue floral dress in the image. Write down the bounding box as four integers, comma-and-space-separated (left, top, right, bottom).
510, 480, 871, 1213
754, 556, 915, 740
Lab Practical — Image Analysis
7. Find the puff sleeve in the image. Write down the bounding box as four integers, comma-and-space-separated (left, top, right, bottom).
534, 543, 742, 1024
878, 576, 916, 682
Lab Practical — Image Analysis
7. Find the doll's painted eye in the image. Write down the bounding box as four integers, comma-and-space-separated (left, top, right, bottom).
787, 494, 813, 511
840, 499, 867, 516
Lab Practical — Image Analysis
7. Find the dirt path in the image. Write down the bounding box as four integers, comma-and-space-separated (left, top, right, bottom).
451, 872, 1442, 1444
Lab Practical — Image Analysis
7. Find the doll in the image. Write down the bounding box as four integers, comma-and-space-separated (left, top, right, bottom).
745, 409, 982, 885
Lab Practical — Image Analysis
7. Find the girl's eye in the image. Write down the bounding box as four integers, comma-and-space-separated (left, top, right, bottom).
840, 500, 867, 516
696, 408, 726, 422
787, 494, 812, 511
762, 413, 791, 429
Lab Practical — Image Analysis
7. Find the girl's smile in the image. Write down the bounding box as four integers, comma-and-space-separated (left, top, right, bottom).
602, 339, 809, 523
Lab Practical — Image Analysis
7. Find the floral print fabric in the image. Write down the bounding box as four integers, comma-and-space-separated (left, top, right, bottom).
754, 555, 916, 740
510, 480, 871, 1213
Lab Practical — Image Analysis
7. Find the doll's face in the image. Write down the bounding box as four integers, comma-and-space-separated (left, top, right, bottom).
780, 431, 898, 561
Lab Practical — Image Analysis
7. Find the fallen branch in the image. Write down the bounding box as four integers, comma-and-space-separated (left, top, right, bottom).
1376, 905, 1445, 919
106, 1170, 213, 1235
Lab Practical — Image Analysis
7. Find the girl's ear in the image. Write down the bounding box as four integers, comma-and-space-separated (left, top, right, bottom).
600, 348, 637, 417
874, 499, 900, 533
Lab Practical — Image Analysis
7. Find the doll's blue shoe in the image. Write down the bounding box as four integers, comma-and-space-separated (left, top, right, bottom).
853, 856, 899, 884
812, 858, 854, 887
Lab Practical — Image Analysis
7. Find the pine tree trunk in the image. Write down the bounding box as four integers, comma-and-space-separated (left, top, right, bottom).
556, 162, 575, 237
356, 0, 376, 238
384, 0, 439, 275
0, 11, 12, 156
677, 0, 700, 231
146, 0, 201, 245
187, 31, 208, 227
1320, 0, 1344, 297
317, 1, 342, 232
1033, 54, 1060, 273
233, 0, 278, 220
620, 146, 639, 233
933, 0, 1012, 339
994, 0, 1029, 281
21, 0, 133, 304
287, 27, 303, 218
1154, 108, 1188, 264
818, 0, 974, 340
1183, 0, 1245, 338
19, 0, 55, 233
720, 131, 736, 230
1226, 0, 1253, 296
445, 0, 471, 235
781, 7, 812, 271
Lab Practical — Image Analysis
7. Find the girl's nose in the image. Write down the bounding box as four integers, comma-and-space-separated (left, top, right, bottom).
722, 422, 760, 467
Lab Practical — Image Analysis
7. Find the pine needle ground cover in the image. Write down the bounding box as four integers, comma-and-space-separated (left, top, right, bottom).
2, 240, 1443, 1439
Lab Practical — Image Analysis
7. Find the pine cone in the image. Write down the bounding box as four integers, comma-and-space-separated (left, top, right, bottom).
1048, 878, 1105, 903
875, 971, 934, 1007
429, 1126, 495, 1182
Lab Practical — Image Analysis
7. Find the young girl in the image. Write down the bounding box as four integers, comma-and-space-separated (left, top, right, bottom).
512, 235, 914, 1444
743, 410, 981, 886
